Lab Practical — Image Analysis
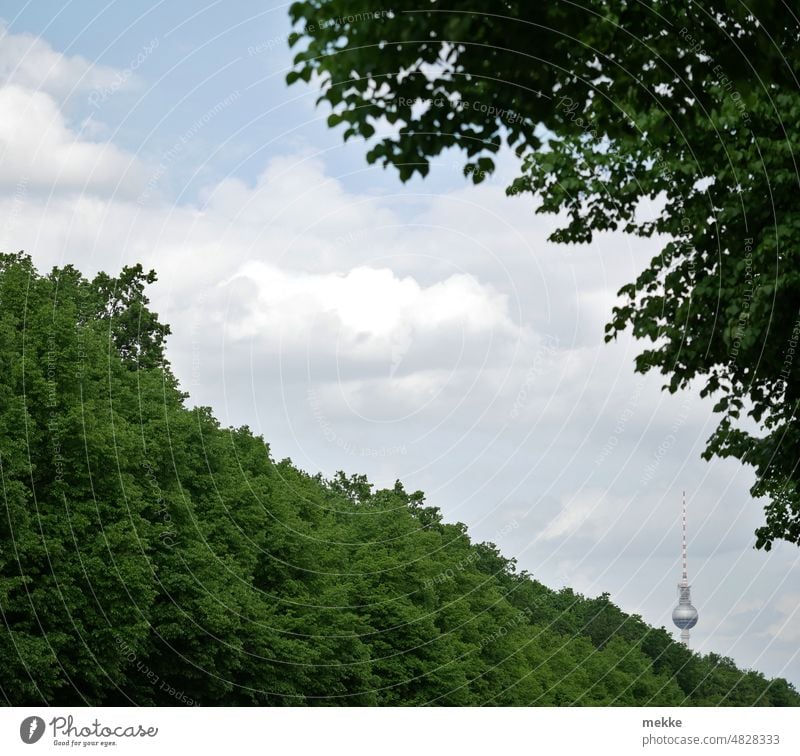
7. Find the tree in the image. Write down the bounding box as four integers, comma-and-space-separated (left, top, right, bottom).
87, 264, 171, 370
286, 1, 800, 549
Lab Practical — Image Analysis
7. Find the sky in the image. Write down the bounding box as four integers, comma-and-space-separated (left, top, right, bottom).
1, 2, 798, 687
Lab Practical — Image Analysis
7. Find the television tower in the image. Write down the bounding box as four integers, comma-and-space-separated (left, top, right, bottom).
672, 491, 698, 647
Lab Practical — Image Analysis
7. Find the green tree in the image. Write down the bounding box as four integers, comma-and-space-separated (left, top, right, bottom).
88, 264, 171, 370
287, 0, 800, 549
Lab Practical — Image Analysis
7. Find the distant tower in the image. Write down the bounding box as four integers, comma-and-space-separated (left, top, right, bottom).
672, 491, 698, 646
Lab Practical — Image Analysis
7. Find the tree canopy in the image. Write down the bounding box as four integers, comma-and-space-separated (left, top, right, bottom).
1, 253, 797, 705
286, 1, 800, 550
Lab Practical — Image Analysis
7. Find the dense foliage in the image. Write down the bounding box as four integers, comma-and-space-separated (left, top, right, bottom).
0, 255, 796, 705
286, 0, 800, 550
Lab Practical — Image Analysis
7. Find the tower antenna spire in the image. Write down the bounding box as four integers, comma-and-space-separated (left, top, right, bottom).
672, 490, 698, 647
681, 490, 688, 585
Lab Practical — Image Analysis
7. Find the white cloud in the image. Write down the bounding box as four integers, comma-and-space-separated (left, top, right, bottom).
0, 85, 150, 193
0, 22, 154, 194
224, 261, 516, 348
765, 593, 800, 644
0, 20, 138, 103
538, 493, 598, 542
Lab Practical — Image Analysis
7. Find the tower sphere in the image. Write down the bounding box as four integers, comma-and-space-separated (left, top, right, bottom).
672, 603, 698, 630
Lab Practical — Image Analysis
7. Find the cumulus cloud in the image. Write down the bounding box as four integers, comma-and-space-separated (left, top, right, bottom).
0, 20, 139, 103
0, 85, 152, 193
0, 22, 156, 194
223, 262, 517, 353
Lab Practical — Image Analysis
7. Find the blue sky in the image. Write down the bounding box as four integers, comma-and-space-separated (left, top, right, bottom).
1, 0, 467, 199
1, 2, 799, 688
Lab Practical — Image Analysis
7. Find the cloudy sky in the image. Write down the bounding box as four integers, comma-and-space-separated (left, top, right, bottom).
1, 2, 798, 686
